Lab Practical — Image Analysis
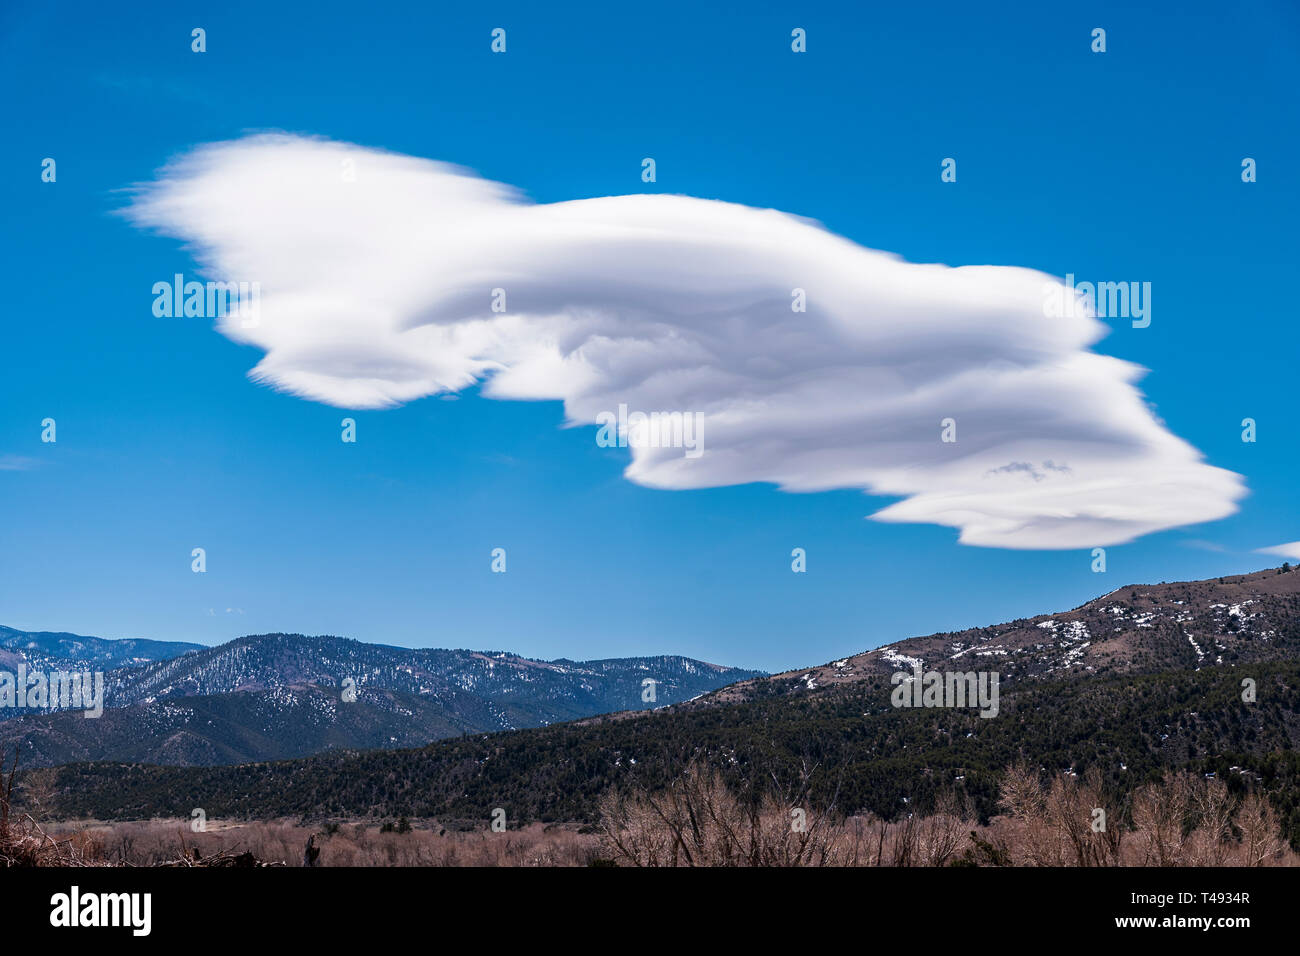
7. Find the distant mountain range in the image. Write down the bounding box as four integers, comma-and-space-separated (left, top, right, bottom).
0, 631, 764, 766
0, 625, 203, 671
28, 566, 1300, 846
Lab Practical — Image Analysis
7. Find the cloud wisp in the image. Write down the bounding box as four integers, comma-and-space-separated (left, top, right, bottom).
121, 134, 1245, 549
1257, 542, 1300, 561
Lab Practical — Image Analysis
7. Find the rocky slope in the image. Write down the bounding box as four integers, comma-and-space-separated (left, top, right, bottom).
691, 566, 1300, 706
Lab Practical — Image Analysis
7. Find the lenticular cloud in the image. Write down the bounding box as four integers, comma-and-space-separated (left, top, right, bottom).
122, 133, 1245, 549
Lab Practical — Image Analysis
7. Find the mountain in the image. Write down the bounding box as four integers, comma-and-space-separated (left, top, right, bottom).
689, 565, 1300, 706
26, 566, 1300, 850
0, 632, 764, 766
0, 685, 483, 766
0, 625, 201, 671
98, 633, 755, 717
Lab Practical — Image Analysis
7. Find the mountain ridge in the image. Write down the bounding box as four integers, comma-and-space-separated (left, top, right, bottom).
0, 625, 202, 671
0, 631, 765, 766
675, 565, 1300, 710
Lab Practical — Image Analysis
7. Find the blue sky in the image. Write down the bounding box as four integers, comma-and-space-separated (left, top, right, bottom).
2, 0, 1298, 672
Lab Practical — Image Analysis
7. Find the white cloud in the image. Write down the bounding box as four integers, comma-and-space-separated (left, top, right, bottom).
121, 134, 1246, 549
1256, 541, 1300, 561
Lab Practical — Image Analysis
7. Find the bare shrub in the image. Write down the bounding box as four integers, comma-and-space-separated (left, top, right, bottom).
1131, 772, 1193, 865
997, 768, 1294, 868
598, 760, 847, 866
1237, 792, 1286, 867
1, 750, 102, 867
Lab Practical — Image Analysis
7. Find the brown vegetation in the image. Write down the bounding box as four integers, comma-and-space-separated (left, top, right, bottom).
6, 750, 1293, 867
30, 820, 601, 867
597, 761, 1296, 867
0, 749, 103, 866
